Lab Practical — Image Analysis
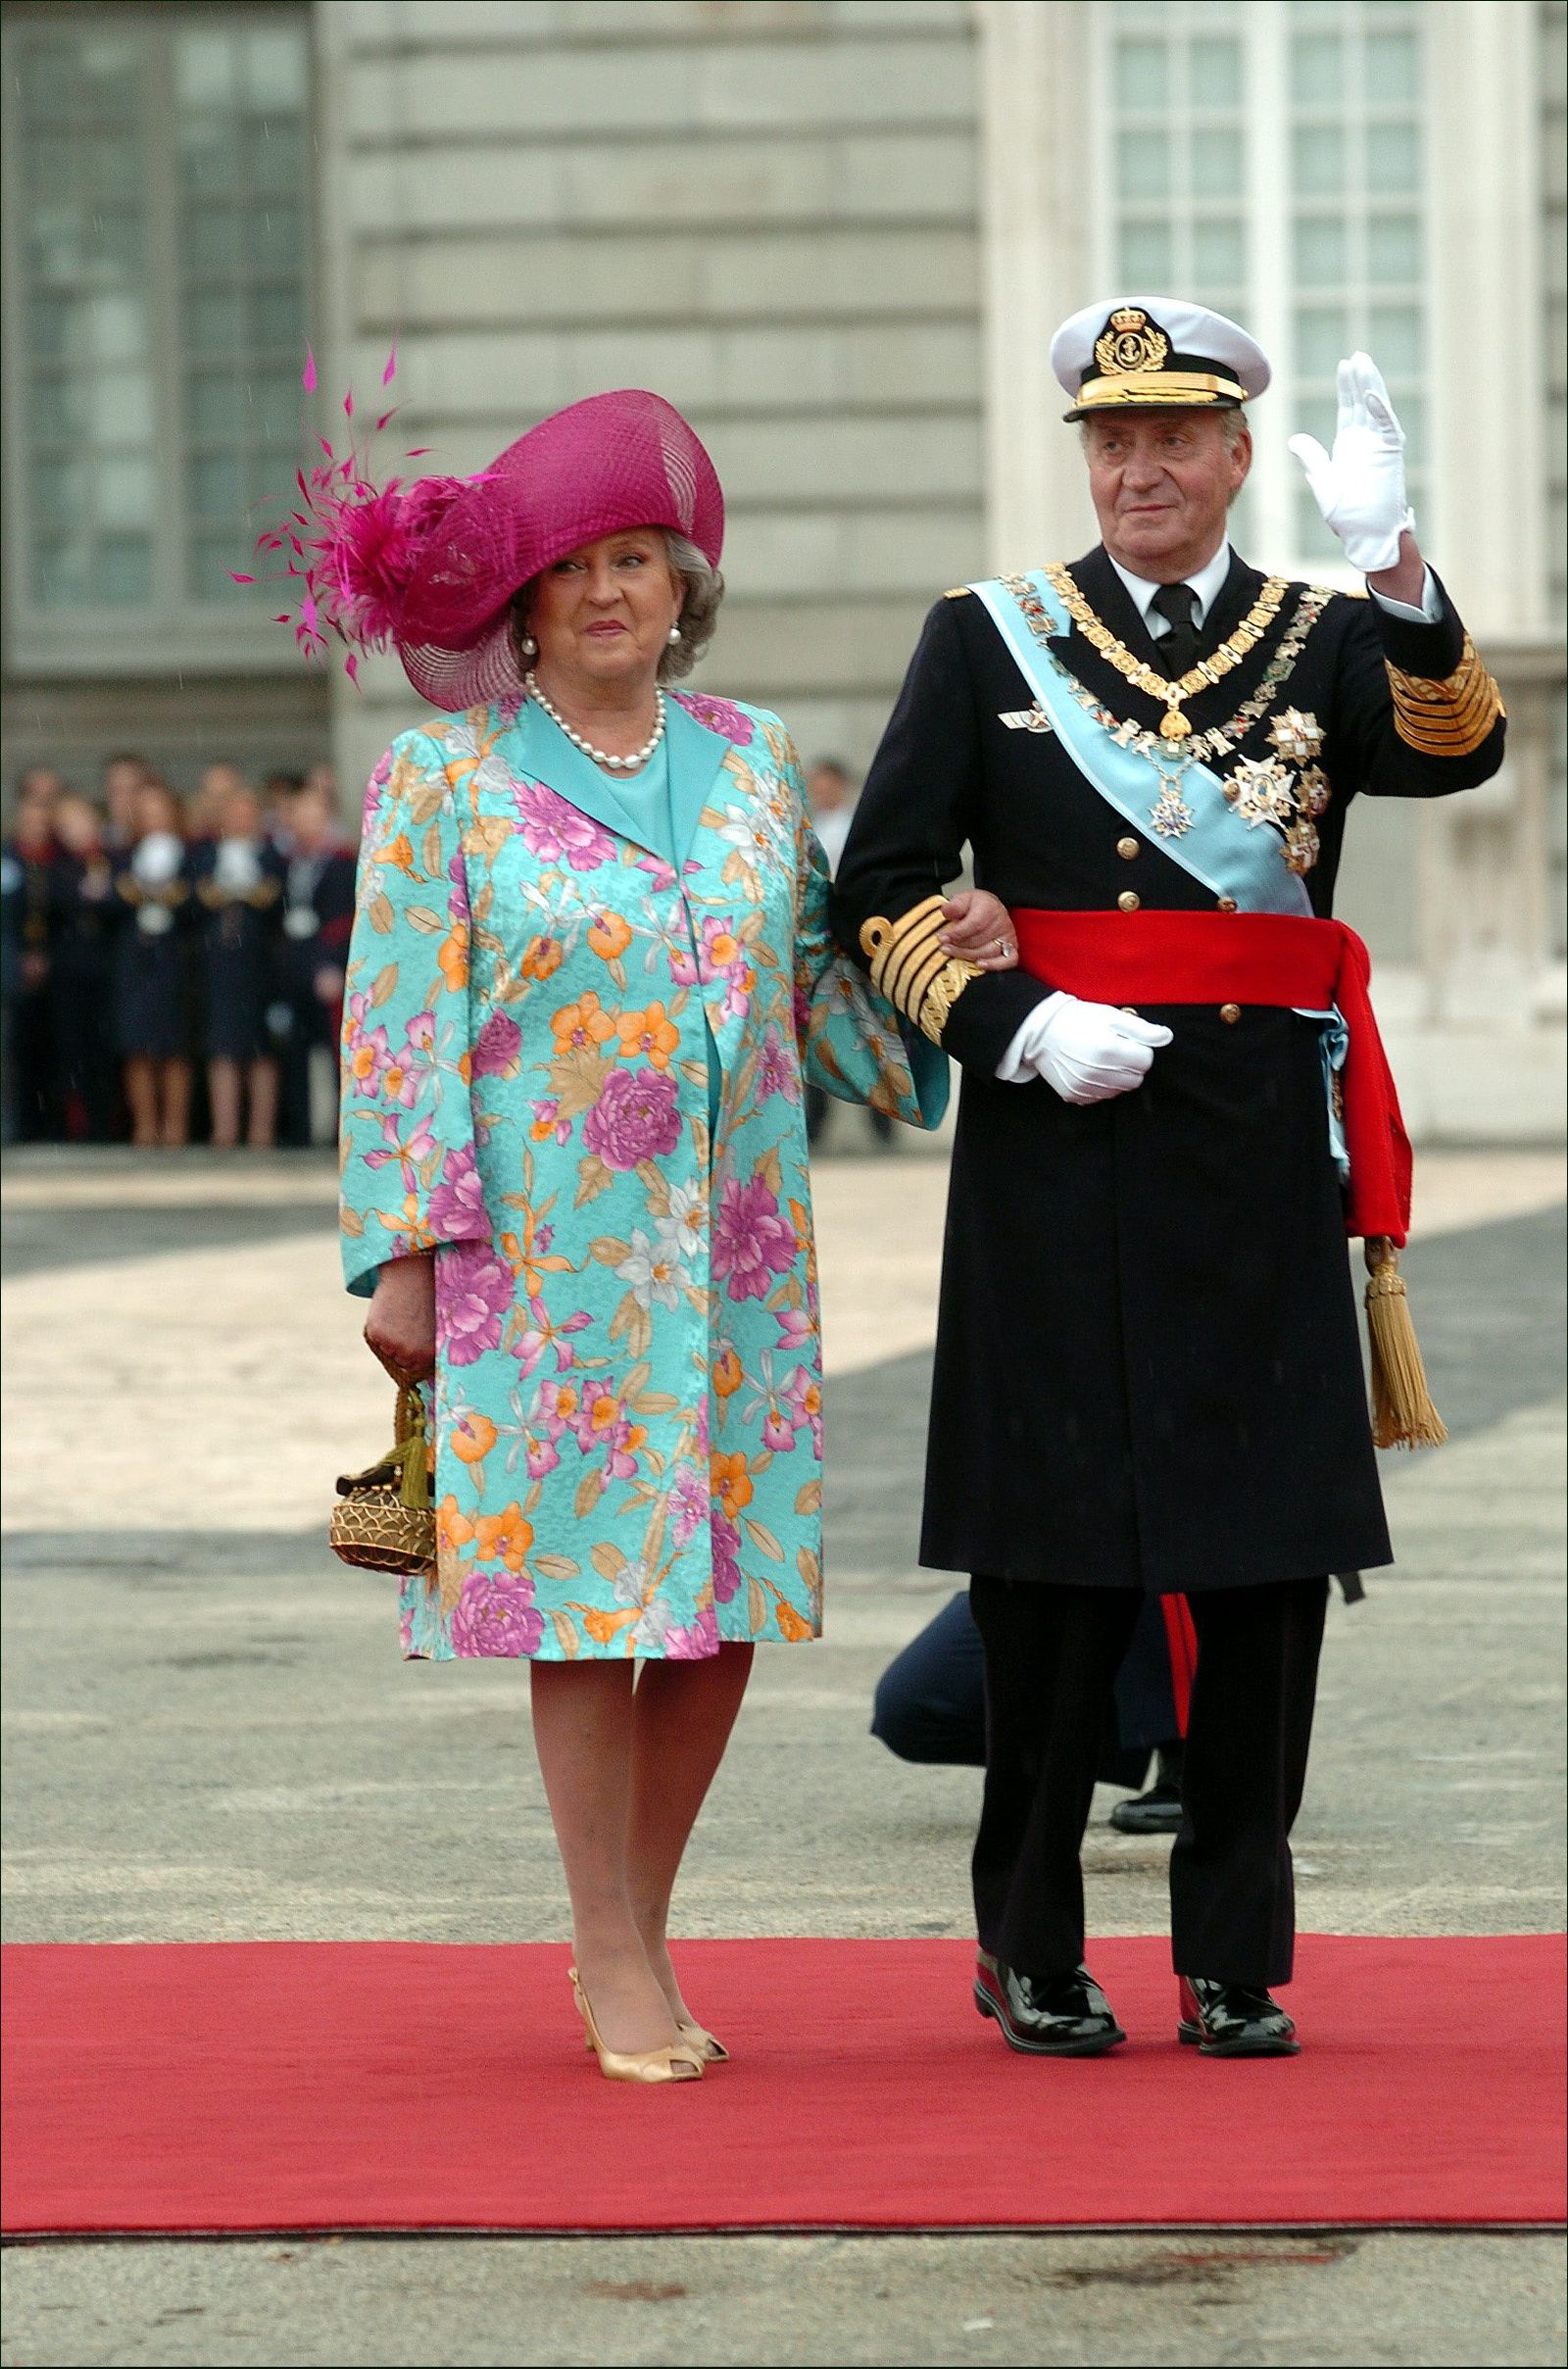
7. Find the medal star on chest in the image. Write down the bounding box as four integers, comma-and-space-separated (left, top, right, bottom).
1224, 755, 1297, 828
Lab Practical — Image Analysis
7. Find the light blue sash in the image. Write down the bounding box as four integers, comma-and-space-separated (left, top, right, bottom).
969, 570, 1348, 1176
968, 570, 1312, 921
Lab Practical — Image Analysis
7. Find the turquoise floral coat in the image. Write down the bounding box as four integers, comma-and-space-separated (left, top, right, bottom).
339, 687, 948, 1661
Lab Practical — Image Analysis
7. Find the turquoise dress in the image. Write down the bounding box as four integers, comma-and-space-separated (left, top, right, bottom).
339, 686, 947, 1662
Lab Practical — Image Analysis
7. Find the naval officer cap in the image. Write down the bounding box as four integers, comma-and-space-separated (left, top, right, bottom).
1052, 297, 1271, 422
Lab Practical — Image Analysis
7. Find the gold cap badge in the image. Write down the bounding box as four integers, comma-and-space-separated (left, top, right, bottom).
1094, 308, 1171, 378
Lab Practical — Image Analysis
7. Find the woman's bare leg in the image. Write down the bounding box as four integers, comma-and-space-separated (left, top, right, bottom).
124, 1057, 157, 1147
159, 1059, 191, 1147
245, 1056, 278, 1148
626, 1643, 755, 2026
528, 1659, 680, 2054
208, 1058, 241, 1148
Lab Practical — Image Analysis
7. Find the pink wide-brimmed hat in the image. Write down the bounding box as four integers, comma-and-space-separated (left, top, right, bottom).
273, 387, 724, 711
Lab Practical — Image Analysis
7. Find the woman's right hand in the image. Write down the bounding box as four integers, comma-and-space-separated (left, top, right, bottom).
364, 1253, 437, 1382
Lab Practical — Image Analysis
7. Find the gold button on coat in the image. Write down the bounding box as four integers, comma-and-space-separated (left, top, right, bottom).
1220, 1003, 1242, 1024
1117, 837, 1140, 861
1117, 891, 1141, 913
1217, 896, 1239, 913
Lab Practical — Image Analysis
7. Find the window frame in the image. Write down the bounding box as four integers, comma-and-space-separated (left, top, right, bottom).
0, 0, 316, 679
1090, 0, 1438, 586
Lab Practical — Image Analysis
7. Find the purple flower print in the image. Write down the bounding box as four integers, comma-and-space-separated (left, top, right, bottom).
663, 1603, 720, 1660
344, 996, 392, 1100
529, 1097, 572, 1148
472, 1010, 522, 1078
571, 1380, 645, 1484
525, 1433, 561, 1481
362, 749, 393, 838
775, 1307, 813, 1355
427, 1142, 488, 1243
672, 691, 755, 747
757, 1023, 800, 1107
451, 1569, 545, 1658
711, 1508, 743, 1604
512, 779, 616, 871
785, 1358, 824, 1456
437, 1242, 514, 1366
669, 1461, 708, 1550
583, 1065, 681, 1171
761, 1401, 799, 1454
711, 1175, 796, 1303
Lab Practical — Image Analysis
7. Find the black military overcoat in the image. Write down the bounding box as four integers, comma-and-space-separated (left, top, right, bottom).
833, 546, 1506, 1594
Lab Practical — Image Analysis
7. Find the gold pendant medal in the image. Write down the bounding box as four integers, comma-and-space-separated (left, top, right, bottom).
1159, 709, 1191, 740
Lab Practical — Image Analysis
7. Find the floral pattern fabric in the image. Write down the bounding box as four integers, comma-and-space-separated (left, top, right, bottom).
340, 689, 948, 1661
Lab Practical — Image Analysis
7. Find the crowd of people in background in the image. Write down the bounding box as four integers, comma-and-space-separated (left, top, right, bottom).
1, 756, 355, 1150
1, 750, 880, 1156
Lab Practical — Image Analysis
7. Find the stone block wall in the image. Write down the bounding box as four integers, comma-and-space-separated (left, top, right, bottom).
320, 0, 986, 795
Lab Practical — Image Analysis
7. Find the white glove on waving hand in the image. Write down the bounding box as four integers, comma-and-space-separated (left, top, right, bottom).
999, 993, 1173, 1105
1288, 353, 1413, 575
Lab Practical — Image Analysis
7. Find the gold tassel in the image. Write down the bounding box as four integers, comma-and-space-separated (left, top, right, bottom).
1363, 1239, 1446, 1450
395, 1384, 433, 1511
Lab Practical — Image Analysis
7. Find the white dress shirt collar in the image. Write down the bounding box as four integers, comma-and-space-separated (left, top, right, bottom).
1106, 539, 1234, 636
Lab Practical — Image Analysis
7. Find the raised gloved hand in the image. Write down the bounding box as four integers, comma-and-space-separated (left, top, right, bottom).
999, 993, 1173, 1105
1288, 353, 1413, 574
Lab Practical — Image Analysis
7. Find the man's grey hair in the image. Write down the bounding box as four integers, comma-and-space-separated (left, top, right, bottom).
660, 531, 724, 682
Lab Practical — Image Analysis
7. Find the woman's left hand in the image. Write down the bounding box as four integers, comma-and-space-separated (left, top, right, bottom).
940, 888, 1018, 971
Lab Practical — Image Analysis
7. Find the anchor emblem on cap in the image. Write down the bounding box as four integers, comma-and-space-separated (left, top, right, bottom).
1095, 308, 1171, 377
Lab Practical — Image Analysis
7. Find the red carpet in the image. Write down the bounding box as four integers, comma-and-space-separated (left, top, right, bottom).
3, 1936, 1562, 2234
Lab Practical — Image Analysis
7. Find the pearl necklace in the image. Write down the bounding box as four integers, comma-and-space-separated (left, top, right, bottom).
524, 670, 666, 772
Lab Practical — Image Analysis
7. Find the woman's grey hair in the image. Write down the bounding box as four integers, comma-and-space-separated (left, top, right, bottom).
507, 530, 725, 684
659, 531, 724, 681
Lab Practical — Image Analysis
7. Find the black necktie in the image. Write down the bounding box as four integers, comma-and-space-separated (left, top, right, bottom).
1150, 580, 1200, 679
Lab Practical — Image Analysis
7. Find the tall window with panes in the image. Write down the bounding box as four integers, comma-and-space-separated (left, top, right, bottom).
1095, 0, 1429, 575
2, 10, 310, 667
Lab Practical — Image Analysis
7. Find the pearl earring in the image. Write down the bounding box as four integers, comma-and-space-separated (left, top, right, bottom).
519, 633, 538, 657
667, 625, 682, 645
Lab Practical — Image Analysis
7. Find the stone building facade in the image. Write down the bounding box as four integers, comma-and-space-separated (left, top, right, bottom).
2, 0, 1563, 1133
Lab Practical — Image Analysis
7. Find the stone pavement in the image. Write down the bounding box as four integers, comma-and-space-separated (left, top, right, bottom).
2, 1141, 1564, 2367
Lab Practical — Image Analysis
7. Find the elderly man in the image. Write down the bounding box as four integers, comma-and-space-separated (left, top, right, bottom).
834, 298, 1505, 2059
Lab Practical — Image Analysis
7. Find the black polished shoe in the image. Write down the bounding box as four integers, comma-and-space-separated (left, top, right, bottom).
1178, 1976, 1299, 2057
1109, 1778, 1183, 1835
974, 1950, 1126, 2056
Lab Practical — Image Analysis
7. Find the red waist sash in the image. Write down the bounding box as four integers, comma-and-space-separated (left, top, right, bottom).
1010, 908, 1411, 1246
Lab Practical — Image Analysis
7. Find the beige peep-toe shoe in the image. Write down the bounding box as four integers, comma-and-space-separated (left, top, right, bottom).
569, 1968, 705, 2086
676, 2019, 729, 2064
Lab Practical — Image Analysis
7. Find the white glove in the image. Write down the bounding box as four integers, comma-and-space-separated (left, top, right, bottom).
1288, 353, 1414, 574
998, 992, 1173, 1105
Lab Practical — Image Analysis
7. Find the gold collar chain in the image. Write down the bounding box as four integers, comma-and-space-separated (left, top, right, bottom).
1042, 564, 1289, 741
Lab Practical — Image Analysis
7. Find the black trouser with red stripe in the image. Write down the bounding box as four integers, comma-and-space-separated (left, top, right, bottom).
968, 1574, 1328, 1990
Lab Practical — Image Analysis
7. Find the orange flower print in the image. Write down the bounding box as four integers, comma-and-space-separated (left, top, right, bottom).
451, 1412, 498, 1465
614, 1001, 680, 1068
436, 1495, 475, 1556
474, 1503, 533, 1571
551, 990, 616, 1057
377, 832, 421, 880
710, 1450, 754, 1521
712, 1348, 744, 1399
438, 918, 470, 994
774, 1600, 815, 1643
587, 909, 633, 961
521, 934, 564, 981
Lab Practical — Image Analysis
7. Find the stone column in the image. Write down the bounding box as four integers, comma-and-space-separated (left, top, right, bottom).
976, 0, 1097, 573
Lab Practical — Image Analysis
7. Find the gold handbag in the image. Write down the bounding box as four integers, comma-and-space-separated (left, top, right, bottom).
329, 1383, 436, 1578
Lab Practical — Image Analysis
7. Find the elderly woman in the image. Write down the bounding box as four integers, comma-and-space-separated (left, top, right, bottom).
318, 392, 1015, 2084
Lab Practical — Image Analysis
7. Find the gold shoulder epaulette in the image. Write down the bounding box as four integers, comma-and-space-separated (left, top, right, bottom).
944, 585, 972, 599
859, 897, 981, 1046
1387, 634, 1505, 758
